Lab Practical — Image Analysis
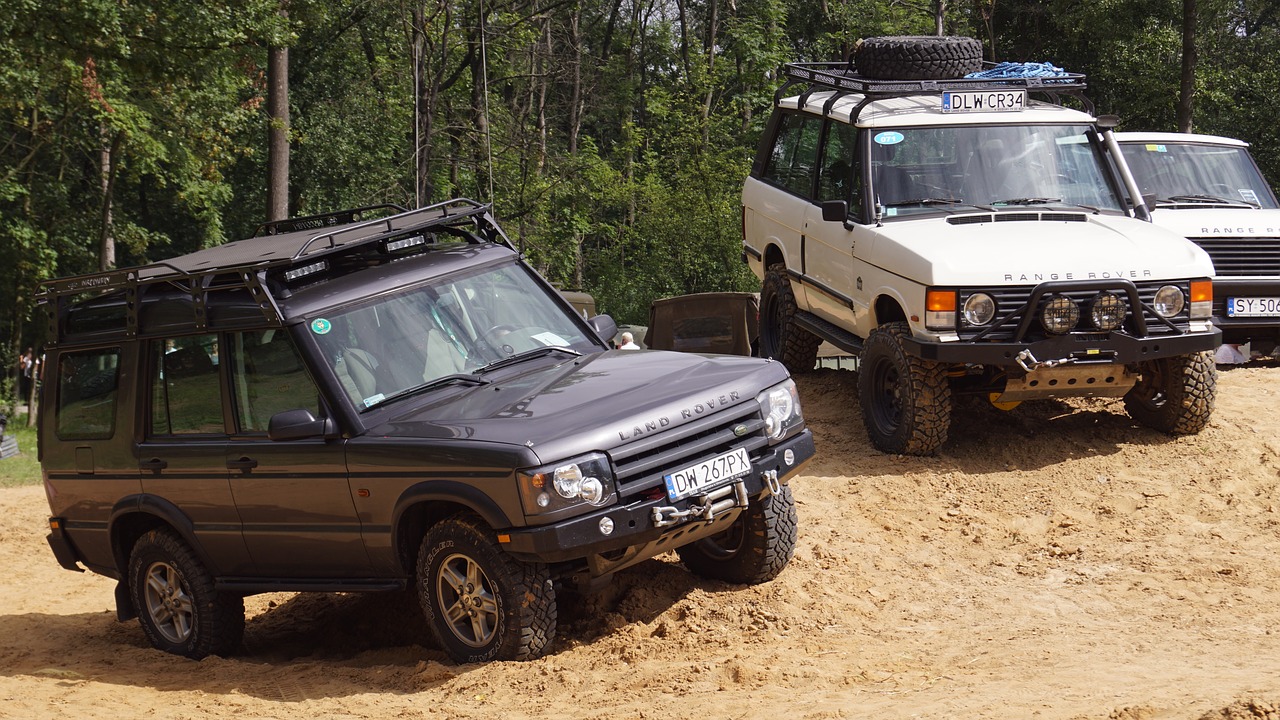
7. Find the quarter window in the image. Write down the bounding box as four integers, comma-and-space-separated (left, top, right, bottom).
56, 348, 120, 440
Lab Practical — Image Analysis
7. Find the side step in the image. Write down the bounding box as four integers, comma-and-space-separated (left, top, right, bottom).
794, 311, 864, 356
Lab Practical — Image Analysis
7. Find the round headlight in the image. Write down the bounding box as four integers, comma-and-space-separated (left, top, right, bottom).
1153, 285, 1185, 317
1089, 292, 1126, 331
553, 465, 583, 499
962, 293, 996, 326
579, 477, 605, 504
1040, 295, 1080, 335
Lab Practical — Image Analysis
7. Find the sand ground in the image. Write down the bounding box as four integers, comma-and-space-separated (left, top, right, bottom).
3, 361, 1280, 719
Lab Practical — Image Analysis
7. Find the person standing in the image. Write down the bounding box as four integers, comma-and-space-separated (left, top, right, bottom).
17, 347, 33, 402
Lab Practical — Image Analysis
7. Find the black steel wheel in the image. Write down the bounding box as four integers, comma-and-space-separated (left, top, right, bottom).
417, 515, 556, 663
128, 528, 244, 659
759, 264, 820, 374
854, 35, 983, 80
677, 484, 798, 585
1124, 351, 1216, 434
857, 322, 951, 455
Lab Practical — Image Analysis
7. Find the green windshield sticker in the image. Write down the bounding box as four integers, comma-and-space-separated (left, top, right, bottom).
311, 318, 332, 335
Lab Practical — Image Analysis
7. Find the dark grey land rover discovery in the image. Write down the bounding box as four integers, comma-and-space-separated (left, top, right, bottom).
37, 199, 814, 663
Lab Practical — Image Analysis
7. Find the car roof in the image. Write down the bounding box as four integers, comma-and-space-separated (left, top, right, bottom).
1114, 131, 1249, 148
778, 90, 1096, 128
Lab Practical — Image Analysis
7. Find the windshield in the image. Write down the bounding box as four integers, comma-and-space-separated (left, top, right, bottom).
309, 262, 599, 409
1118, 141, 1278, 208
869, 124, 1125, 218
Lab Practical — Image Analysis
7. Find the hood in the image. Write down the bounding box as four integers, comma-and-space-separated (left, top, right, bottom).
1145, 206, 1280, 240
369, 350, 790, 464
872, 211, 1214, 285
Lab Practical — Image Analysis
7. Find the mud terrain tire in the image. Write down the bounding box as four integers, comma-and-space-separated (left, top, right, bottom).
1124, 351, 1216, 435
677, 484, 798, 585
854, 36, 983, 80
759, 264, 820, 374
858, 322, 952, 455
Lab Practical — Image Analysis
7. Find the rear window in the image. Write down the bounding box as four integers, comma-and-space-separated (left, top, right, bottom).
56, 348, 121, 440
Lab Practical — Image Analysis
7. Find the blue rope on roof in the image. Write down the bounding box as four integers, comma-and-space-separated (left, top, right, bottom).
965, 62, 1068, 79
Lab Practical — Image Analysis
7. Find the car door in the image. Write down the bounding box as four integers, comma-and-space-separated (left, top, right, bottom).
224, 328, 371, 578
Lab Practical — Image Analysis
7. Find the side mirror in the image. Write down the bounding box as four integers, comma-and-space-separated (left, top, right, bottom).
820, 200, 849, 223
588, 314, 618, 346
268, 408, 336, 441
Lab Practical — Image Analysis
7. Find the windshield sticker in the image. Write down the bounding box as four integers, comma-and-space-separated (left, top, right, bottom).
532, 331, 570, 346
1144, 144, 1168, 153
874, 131, 904, 146
885, 208, 899, 217
363, 393, 385, 408
310, 318, 332, 335
1240, 188, 1260, 204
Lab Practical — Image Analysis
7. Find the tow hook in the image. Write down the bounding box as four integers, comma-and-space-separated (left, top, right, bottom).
1015, 349, 1073, 373
651, 481, 749, 528
763, 469, 781, 496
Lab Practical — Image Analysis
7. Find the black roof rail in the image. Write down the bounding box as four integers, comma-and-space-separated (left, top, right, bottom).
775, 61, 1093, 117
36, 198, 513, 347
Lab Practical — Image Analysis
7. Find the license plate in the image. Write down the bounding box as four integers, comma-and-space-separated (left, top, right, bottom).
664, 447, 752, 501
942, 90, 1025, 113
1227, 297, 1280, 317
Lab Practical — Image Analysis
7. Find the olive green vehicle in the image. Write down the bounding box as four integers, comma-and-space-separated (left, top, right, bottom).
37, 200, 814, 663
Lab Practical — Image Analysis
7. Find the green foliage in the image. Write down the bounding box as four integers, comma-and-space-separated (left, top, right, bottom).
0, 423, 41, 489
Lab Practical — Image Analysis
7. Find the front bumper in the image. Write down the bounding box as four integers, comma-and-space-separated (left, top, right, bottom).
501, 429, 815, 565
903, 325, 1221, 368
1212, 277, 1280, 344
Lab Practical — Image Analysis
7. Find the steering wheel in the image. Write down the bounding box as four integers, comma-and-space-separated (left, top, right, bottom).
478, 324, 520, 355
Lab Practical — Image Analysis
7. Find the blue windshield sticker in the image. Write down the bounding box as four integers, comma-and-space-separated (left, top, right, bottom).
310, 318, 332, 335
874, 131, 904, 145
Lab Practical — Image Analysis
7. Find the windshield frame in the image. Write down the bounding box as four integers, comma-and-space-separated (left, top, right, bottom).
861, 122, 1128, 221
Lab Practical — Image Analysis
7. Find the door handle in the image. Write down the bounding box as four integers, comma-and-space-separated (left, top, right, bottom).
226, 457, 259, 471
139, 458, 168, 472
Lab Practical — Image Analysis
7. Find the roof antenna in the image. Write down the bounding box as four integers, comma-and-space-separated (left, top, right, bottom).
479, 0, 495, 205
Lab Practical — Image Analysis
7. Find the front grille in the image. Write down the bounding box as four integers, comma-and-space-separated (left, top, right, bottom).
608, 402, 768, 499
1189, 237, 1280, 277
958, 281, 1191, 342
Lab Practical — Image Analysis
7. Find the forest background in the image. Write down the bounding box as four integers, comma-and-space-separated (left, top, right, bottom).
3, 0, 1277, 402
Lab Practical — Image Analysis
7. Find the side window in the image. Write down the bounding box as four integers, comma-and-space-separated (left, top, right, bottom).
151, 335, 223, 435
762, 113, 823, 198
56, 348, 120, 440
229, 329, 321, 433
818, 122, 862, 216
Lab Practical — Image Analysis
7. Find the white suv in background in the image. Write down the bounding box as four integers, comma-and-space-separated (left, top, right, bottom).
742, 37, 1222, 455
1116, 132, 1280, 360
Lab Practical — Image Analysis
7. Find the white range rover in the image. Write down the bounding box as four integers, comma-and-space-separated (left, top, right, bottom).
742, 37, 1222, 455
1116, 131, 1280, 359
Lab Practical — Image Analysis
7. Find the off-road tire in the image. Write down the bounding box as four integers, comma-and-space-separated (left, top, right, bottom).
854, 36, 983, 80
858, 322, 952, 455
1123, 351, 1216, 435
759, 264, 820, 374
677, 484, 797, 585
417, 515, 556, 663
127, 528, 245, 659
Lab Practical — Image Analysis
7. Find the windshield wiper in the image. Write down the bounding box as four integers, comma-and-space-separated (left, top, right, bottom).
477, 345, 581, 374
1160, 194, 1258, 208
992, 197, 1062, 206
889, 198, 995, 211
371, 373, 490, 406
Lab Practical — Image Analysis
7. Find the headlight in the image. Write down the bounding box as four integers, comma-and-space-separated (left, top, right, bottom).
517, 452, 615, 518
758, 379, 804, 442
1153, 285, 1185, 318
962, 293, 996, 326
1040, 295, 1079, 335
1089, 292, 1126, 331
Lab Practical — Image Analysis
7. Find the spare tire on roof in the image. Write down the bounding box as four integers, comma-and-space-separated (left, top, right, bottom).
854, 36, 983, 80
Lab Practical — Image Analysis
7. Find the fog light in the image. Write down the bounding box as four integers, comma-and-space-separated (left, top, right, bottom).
1153, 284, 1185, 317
1089, 292, 1126, 331
536, 492, 551, 507
963, 293, 996, 326
784, 449, 795, 466
598, 517, 614, 535
1040, 295, 1079, 334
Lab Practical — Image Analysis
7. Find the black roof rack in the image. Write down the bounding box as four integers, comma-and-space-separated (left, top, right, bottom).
37, 198, 514, 347
775, 61, 1093, 117
253, 203, 408, 237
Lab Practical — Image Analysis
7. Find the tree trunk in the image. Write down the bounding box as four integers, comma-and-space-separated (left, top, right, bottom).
267, 40, 290, 222
701, 0, 719, 148
934, 0, 946, 35
98, 126, 122, 271
1177, 0, 1197, 133
568, 4, 582, 156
